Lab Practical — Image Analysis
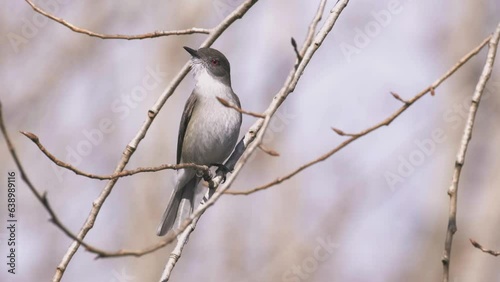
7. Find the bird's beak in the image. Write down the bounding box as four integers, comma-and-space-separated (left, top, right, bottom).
183, 46, 200, 58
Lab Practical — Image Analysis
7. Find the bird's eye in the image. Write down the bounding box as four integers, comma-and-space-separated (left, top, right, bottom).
211, 59, 219, 65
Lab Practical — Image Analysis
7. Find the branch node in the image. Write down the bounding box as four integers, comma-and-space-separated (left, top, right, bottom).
430, 87, 436, 96
41, 191, 49, 204
148, 110, 156, 119
126, 145, 136, 153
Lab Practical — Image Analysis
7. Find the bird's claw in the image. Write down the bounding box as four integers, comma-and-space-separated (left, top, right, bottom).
200, 169, 213, 182
210, 163, 231, 184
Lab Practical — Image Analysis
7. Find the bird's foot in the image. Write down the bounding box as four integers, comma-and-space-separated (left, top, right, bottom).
199, 169, 213, 182
210, 163, 231, 184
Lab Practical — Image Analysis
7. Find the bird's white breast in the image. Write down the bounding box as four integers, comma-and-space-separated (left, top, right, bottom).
181, 68, 241, 165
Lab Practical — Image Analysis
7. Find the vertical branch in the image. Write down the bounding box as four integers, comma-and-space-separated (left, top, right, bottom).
442, 22, 500, 282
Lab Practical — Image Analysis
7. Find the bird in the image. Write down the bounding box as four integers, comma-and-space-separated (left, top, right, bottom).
156, 46, 242, 236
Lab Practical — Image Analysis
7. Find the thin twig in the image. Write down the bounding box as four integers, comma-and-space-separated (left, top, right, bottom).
216, 97, 265, 118
52, 1, 260, 281
258, 144, 280, 156
21, 131, 208, 179
225, 34, 493, 196
24, 0, 210, 40
442, 22, 500, 282
155, 2, 351, 280
470, 239, 500, 257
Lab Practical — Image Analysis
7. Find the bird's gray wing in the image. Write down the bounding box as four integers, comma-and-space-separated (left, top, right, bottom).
177, 92, 197, 164
231, 91, 242, 125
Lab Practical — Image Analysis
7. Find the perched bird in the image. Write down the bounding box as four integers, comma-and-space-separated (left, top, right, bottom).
157, 47, 242, 236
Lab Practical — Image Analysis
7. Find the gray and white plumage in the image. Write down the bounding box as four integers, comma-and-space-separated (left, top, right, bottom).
157, 47, 242, 236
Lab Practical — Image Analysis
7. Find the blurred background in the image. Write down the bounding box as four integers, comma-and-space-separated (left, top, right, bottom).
1, 0, 500, 281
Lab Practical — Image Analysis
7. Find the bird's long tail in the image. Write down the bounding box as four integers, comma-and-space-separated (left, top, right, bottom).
156, 175, 200, 236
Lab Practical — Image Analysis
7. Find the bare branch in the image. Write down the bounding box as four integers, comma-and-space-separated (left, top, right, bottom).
24, 0, 210, 40
52, 1, 260, 281
470, 239, 500, 257
225, 34, 494, 196
216, 97, 265, 118
20, 131, 208, 180
442, 22, 500, 282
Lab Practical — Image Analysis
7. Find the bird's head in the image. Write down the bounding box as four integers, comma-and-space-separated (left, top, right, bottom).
184, 46, 231, 86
